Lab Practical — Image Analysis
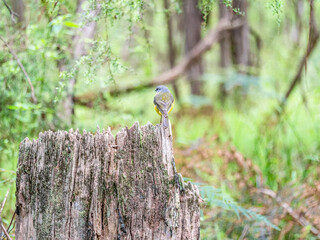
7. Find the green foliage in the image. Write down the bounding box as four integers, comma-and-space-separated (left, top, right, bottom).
199, 0, 215, 23
199, 0, 245, 23
223, 0, 232, 8
268, 0, 283, 26
90, 0, 145, 28
198, 185, 279, 230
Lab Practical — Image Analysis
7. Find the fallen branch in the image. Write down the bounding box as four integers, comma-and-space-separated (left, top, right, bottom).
0, 36, 37, 103
220, 145, 320, 237
279, 0, 319, 113
257, 188, 320, 238
74, 18, 244, 105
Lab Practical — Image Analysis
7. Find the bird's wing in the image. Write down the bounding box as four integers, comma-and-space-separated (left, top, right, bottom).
168, 99, 174, 114
154, 94, 169, 116
168, 94, 174, 111
157, 100, 169, 116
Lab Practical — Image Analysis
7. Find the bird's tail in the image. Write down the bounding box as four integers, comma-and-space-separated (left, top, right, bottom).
162, 115, 169, 128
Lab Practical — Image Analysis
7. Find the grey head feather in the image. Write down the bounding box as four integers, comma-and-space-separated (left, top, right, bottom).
155, 85, 170, 93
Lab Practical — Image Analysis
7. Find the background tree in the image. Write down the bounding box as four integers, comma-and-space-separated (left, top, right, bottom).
183, 0, 204, 95
163, 0, 180, 100
11, 0, 25, 24
231, 0, 250, 68
218, 0, 232, 69
290, 0, 304, 45
60, 0, 98, 126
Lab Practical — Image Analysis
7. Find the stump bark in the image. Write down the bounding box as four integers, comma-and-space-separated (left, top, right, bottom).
16, 122, 200, 240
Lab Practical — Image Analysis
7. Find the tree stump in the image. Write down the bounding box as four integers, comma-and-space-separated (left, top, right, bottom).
16, 122, 200, 239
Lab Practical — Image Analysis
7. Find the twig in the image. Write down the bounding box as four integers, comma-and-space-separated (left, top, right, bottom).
239, 224, 250, 240
0, 189, 9, 216
6, 210, 15, 234
0, 36, 37, 103
8, 220, 15, 235
1, 223, 12, 240
1, 0, 17, 23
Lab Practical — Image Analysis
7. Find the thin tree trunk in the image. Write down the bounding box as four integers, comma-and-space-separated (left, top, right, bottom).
218, 0, 232, 100
291, 0, 304, 45
164, 0, 180, 101
11, 0, 25, 24
231, 0, 250, 67
61, 0, 98, 126
16, 123, 201, 239
183, 0, 203, 95
218, 0, 232, 68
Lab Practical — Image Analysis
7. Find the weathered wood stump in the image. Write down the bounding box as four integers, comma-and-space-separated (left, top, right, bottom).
16, 122, 200, 239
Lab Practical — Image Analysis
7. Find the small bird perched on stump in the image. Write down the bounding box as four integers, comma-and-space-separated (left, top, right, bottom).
153, 85, 174, 128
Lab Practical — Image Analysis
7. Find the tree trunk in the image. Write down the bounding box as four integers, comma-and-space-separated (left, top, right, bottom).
218, 0, 232, 100
11, 0, 25, 24
61, 0, 98, 126
15, 123, 201, 239
231, 0, 250, 67
183, 0, 203, 96
164, 0, 180, 101
218, 0, 232, 68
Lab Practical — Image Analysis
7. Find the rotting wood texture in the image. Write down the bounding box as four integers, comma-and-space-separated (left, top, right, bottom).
15, 122, 200, 240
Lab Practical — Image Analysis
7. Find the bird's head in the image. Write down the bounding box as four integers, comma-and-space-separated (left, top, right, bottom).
155, 85, 169, 93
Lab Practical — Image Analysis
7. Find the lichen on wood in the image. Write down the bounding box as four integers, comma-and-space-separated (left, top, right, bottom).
16, 122, 200, 239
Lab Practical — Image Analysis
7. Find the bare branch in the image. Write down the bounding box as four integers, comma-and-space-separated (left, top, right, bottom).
1, 0, 17, 23
150, 18, 243, 87
0, 36, 37, 104
6, 210, 15, 234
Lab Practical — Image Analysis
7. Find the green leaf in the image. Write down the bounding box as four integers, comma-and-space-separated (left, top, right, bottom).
64, 21, 79, 28
7, 105, 20, 110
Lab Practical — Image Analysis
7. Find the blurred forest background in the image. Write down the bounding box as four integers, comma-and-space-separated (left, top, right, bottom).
1, 0, 320, 239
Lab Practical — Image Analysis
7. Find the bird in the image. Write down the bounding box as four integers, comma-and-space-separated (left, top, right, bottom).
153, 85, 174, 128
